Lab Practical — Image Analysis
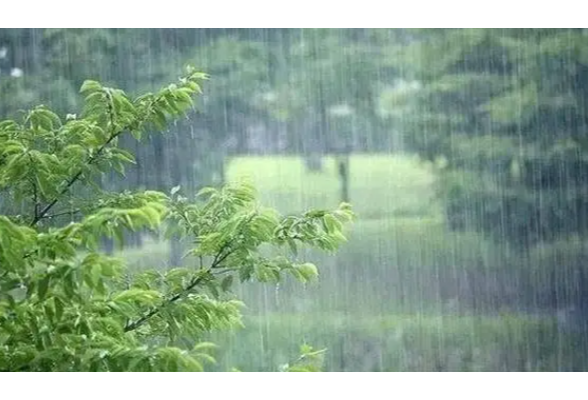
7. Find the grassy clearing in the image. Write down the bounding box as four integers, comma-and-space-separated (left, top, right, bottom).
207, 313, 585, 371
226, 153, 441, 219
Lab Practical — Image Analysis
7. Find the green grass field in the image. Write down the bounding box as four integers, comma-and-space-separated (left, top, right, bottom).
206, 312, 585, 372
225, 153, 441, 219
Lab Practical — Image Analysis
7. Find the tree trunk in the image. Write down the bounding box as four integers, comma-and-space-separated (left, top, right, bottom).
337, 153, 350, 203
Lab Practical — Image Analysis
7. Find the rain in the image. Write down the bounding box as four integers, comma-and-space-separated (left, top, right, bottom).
1, 28, 587, 371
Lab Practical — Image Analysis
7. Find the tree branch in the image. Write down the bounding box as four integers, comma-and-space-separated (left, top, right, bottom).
123, 271, 210, 333
32, 181, 39, 221
29, 134, 117, 227
124, 212, 249, 333
39, 208, 82, 220
210, 243, 234, 269
28, 88, 167, 228
28, 154, 39, 221
123, 240, 236, 333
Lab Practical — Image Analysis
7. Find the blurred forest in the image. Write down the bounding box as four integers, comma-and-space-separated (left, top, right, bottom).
2, 28, 588, 371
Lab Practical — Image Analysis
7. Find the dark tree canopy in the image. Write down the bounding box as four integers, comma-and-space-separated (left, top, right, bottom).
394, 29, 588, 249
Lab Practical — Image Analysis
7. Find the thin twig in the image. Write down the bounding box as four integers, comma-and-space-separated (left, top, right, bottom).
30, 85, 172, 227
210, 244, 234, 269
30, 141, 112, 227
210, 240, 232, 268
39, 209, 82, 220
123, 271, 210, 332
123, 239, 237, 333
29, 87, 147, 227
28, 154, 39, 221
21, 89, 170, 264
32, 181, 38, 221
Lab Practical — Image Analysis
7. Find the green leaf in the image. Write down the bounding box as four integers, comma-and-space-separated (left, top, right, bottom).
323, 214, 342, 234
207, 281, 220, 298
101, 260, 121, 278
112, 149, 135, 164
113, 289, 161, 305
63, 272, 76, 299
193, 342, 217, 352
53, 297, 64, 321
180, 355, 204, 372
220, 275, 233, 292
37, 275, 50, 301
80, 80, 102, 94
44, 302, 55, 323
238, 263, 254, 282
196, 186, 217, 198
150, 109, 167, 131
300, 343, 314, 354
296, 263, 319, 282
332, 230, 348, 243
90, 264, 102, 288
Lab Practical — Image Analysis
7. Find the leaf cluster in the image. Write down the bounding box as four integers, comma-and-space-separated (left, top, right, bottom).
0, 68, 354, 371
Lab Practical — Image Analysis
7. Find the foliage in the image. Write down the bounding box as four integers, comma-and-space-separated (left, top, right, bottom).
0, 69, 355, 371
393, 29, 588, 250
0, 29, 275, 212
267, 29, 401, 155
279, 343, 327, 372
